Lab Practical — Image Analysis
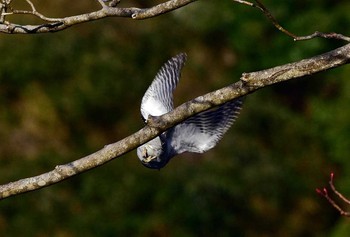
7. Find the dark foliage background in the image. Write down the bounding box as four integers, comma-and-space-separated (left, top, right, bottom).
1, 0, 350, 236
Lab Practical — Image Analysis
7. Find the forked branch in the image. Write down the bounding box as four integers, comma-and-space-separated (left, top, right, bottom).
232, 0, 350, 42
0, 0, 197, 33
2, 0, 350, 42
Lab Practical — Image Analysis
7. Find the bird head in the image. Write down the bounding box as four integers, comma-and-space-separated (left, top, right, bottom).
136, 137, 169, 169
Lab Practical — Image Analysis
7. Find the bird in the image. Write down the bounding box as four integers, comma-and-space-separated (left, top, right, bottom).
137, 53, 243, 169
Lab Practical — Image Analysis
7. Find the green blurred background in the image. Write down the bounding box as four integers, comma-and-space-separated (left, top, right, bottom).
1, 0, 350, 236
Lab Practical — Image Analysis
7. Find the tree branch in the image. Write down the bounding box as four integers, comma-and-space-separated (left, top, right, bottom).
1, 43, 350, 200
2, 0, 349, 42
0, 0, 197, 34
232, 0, 350, 42
316, 173, 350, 217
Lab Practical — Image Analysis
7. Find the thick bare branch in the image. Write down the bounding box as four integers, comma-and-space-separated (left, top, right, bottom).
241, 44, 350, 87
0, 0, 197, 34
1, 43, 350, 200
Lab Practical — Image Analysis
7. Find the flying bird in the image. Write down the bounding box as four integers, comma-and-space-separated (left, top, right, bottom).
137, 53, 243, 169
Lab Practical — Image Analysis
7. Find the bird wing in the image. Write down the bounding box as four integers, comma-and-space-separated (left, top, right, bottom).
140, 53, 187, 121
168, 98, 243, 155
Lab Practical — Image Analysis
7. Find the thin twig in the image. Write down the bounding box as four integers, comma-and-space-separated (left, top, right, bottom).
254, 0, 299, 39
232, 0, 256, 8
0, 1, 7, 23
0, 0, 197, 34
254, 0, 350, 42
233, 0, 299, 39
329, 173, 350, 205
316, 188, 350, 216
295, 31, 350, 42
10, 9, 62, 22
4, 0, 62, 22
316, 173, 350, 217
25, 0, 36, 12
232, 0, 350, 42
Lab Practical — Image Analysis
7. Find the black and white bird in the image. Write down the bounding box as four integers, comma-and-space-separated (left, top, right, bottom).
137, 53, 243, 169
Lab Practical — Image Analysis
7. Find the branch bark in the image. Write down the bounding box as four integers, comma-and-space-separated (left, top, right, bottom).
1, 43, 350, 200
0, 0, 197, 34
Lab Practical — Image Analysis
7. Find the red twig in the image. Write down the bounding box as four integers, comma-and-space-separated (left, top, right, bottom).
316, 173, 350, 217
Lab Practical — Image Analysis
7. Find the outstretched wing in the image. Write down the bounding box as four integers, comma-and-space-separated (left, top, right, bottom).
140, 53, 187, 121
168, 98, 243, 155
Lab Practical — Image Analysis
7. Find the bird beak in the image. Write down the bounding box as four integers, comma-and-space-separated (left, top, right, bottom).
141, 147, 147, 158
141, 147, 157, 163
143, 155, 157, 163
